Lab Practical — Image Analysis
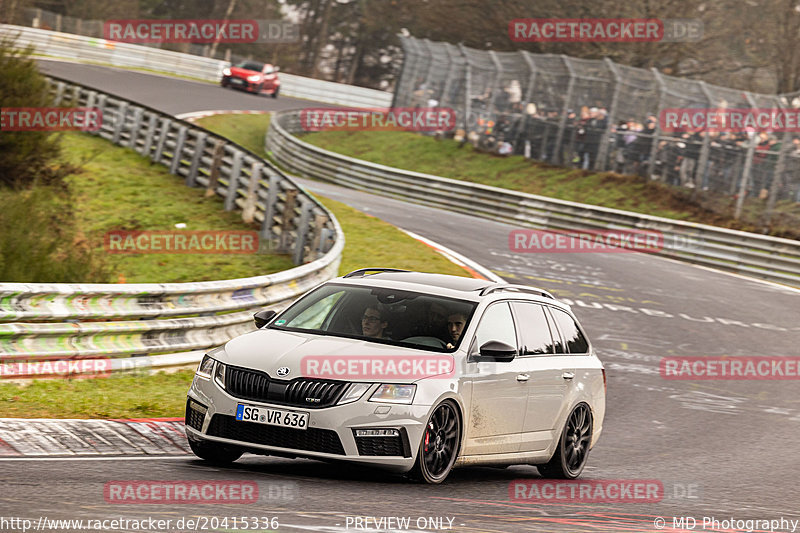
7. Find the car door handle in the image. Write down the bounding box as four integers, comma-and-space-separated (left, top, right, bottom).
562, 371, 575, 380
516, 374, 530, 382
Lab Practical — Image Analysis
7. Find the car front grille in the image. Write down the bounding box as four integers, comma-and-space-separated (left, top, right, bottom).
207, 414, 345, 455
224, 365, 348, 409
185, 400, 206, 431
354, 433, 410, 457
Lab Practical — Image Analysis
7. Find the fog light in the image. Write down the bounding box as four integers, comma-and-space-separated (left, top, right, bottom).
355, 429, 400, 437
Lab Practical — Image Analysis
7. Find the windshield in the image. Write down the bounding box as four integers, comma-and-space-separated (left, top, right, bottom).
234, 61, 264, 72
269, 283, 477, 352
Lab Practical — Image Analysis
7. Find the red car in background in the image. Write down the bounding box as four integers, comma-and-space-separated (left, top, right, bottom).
221, 60, 281, 98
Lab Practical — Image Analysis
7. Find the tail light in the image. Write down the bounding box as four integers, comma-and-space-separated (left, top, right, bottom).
602, 368, 607, 394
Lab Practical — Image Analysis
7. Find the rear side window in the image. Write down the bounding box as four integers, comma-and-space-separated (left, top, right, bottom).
472, 302, 517, 353
511, 302, 556, 355
550, 308, 590, 354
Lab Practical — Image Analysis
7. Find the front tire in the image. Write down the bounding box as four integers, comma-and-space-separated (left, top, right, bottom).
271, 86, 280, 99
538, 403, 592, 479
408, 401, 461, 484
188, 438, 243, 464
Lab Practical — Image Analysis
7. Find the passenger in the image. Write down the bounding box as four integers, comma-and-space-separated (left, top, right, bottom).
361, 305, 389, 339
445, 312, 467, 350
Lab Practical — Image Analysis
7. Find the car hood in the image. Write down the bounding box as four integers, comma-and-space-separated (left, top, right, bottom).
218, 329, 454, 383
230, 66, 259, 77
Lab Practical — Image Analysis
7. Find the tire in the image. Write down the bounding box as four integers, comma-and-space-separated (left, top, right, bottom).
271, 86, 280, 99
537, 403, 592, 479
408, 401, 461, 484
188, 438, 243, 464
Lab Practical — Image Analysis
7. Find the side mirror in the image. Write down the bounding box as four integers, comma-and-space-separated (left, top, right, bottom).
475, 340, 517, 362
254, 309, 277, 329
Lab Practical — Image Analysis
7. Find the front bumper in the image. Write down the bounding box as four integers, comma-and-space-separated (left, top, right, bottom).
186, 375, 430, 473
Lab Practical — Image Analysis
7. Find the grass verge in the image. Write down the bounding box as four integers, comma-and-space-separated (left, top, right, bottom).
61, 131, 296, 283
0, 370, 194, 419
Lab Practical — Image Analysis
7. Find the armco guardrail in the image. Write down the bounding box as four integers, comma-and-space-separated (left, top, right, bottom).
267, 110, 800, 289
0, 78, 344, 361
1, 24, 393, 108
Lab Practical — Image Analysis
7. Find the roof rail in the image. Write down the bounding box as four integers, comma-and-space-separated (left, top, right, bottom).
479, 284, 555, 299
343, 268, 412, 279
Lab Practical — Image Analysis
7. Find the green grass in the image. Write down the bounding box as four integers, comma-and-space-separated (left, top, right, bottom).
61, 132, 296, 283
300, 130, 800, 239
193, 113, 470, 277
0, 370, 194, 419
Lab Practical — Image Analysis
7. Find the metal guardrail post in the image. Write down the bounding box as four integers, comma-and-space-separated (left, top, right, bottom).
54, 81, 65, 106
153, 118, 171, 163
519, 51, 538, 158
293, 198, 314, 264
128, 107, 143, 149
112, 101, 128, 144
487, 50, 504, 119
261, 174, 280, 241
552, 56, 576, 165
242, 162, 263, 224
459, 44, 472, 133
187, 132, 207, 187
169, 126, 188, 175
142, 113, 158, 157
279, 189, 299, 252
206, 139, 226, 195
224, 150, 244, 210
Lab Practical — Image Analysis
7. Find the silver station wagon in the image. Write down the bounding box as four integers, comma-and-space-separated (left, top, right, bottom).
185, 269, 606, 483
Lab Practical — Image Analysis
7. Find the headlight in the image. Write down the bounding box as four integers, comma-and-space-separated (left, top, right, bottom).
337, 383, 371, 405
222, 68, 231, 76
196, 355, 215, 378
214, 361, 226, 389
369, 384, 416, 404
247, 75, 260, 82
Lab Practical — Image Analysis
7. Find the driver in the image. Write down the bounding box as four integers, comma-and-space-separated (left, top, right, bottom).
361, 305, 389, 339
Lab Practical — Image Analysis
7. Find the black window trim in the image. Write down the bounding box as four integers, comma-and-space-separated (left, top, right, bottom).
468, 300, 520, 356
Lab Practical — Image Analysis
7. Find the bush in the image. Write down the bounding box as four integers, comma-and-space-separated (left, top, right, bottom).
0, 34, 66, 188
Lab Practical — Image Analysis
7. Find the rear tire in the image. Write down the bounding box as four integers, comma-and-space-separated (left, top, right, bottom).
408, 401, 461, 484
537, 403, 592, 479
188, 438, 243, 464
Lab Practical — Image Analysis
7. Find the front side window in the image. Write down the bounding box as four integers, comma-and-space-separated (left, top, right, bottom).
270, 283, 477, 352
472, 302, 517, 353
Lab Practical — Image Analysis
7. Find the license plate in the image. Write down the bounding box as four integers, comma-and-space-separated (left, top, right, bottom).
235, 404, 308, 430
231, 78, 244, 85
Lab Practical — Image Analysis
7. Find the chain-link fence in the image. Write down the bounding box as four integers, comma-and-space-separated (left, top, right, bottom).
394, 36, 800, 235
